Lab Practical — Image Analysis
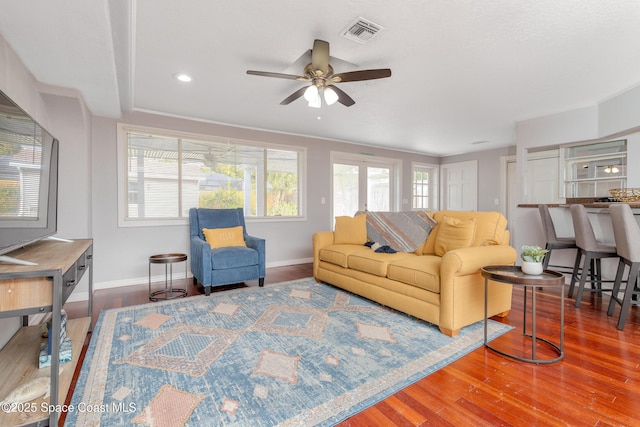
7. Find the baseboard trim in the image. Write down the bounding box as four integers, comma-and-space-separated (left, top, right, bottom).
65, 257, 314, 303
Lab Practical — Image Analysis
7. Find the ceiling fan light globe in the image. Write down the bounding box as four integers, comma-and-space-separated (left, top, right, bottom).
324, 87, 339, 105
303, 85, 319, 102
308, 96, 322, 108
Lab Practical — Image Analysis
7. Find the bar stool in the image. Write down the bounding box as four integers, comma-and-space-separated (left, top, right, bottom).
568, 204, 619, 307
538, 204, 578, 272
607, 204, 640, 330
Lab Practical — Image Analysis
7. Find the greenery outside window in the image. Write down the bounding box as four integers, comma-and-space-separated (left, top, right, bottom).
118, 124, 305, 225
564, 140, 626, 198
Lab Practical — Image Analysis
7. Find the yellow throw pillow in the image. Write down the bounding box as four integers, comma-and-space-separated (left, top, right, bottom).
334, 214, 367, 245
202, 226, 246, 249
434, 216, 476, 256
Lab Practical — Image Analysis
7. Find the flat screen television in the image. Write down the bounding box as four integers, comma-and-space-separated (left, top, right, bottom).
0, 89, 59, 265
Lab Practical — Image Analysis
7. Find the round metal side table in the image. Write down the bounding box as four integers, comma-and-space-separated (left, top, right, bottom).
481, 265, 565, 364
148, 253, 188, 301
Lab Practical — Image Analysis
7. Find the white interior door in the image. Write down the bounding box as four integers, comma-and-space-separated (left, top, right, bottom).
506, 159, 517, 232
440, 160, 478, 211
504, 150, 560, 239
527, 155, 560, 203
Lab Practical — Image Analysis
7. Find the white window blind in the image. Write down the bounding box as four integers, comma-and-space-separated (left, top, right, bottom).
0, 118, 43, 219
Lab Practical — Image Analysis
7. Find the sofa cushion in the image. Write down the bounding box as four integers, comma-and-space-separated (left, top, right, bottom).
348, 250, 414, 277
387, 256, 442, 293
434, 216, 477, 256
210, 246, 258, 269
319, 245, 366, 268
334, 214, 367, 245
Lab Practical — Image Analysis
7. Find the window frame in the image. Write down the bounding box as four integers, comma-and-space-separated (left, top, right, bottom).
329, 151, 402, 218
411, 162, 439, 211
116, 123, 307, 227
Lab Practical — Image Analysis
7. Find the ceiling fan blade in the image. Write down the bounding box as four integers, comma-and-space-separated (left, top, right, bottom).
332, 68, 392, 83
311, 39, 330, 75
280, 86, 309, 105
246, 70, 308, 81
327, 85, 355, 107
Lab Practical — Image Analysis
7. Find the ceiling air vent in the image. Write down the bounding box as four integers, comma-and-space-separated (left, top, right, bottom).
342, 17, 384, 44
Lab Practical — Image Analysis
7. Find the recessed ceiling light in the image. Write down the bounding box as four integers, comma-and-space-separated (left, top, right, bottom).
174, 73, 192, 82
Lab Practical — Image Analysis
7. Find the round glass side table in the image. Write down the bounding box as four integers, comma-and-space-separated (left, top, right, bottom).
148, 253, 188, 301
481, 265, 565, 364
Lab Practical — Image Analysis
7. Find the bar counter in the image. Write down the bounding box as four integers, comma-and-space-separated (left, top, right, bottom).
517, 199, 640, 248
518, 198, 640, 210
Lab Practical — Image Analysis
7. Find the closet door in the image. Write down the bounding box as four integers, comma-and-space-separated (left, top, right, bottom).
440, 160, 478, 211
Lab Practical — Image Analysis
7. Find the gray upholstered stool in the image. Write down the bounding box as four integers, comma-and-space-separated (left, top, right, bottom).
568, 204, 619, 307
538, 204, 578, 272
607, 204, 640, 330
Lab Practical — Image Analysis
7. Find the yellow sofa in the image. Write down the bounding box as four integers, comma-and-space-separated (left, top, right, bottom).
313, 210, 517, 336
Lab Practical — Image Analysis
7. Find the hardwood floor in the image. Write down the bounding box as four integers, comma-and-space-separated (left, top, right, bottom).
63, 264, 640, 427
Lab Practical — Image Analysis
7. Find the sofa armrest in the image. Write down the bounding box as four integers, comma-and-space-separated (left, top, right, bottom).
441, 245, 518, 277
190, 236, 212, 285
438, 244, 517, 334
312, 231, 335, 279
245, 234, 266, 277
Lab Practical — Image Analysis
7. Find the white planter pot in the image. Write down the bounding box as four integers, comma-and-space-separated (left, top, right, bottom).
521, 261, 543, 275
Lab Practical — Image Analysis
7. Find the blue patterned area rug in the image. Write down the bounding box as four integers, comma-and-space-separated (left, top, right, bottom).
66, 278, 512, 426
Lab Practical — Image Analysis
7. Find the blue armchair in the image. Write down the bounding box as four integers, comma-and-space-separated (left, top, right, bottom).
189, 208, 265, 295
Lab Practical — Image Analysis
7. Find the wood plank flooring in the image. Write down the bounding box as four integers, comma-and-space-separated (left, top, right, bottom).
63, 264, 640, 427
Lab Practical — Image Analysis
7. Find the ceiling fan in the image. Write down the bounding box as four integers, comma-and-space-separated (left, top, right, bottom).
246, 39, 391, 108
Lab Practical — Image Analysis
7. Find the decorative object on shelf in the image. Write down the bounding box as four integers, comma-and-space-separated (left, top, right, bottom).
521, 245, 549, 275
0, 375, 52, 406
39, 337, 73, 368
609, 188, 640, 202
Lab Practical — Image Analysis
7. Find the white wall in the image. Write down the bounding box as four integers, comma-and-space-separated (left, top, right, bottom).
599, 84, 640, 137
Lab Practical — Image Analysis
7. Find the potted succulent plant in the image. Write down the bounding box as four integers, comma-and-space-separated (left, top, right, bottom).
520, 245, 549, 275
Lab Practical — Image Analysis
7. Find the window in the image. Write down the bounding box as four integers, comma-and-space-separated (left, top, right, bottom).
118, 125, 305, 225
564, 140, 626, 198
0, 119, 45, 218
411, 163, 438, 210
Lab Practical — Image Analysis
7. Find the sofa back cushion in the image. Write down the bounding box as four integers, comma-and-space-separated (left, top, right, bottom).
434, 216, 476, 256
189, 207, 246, 240
423, 210, 509, 255
334, 214, 368, 245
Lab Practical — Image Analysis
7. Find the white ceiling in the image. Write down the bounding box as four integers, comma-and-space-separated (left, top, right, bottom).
1, 0, 639, 156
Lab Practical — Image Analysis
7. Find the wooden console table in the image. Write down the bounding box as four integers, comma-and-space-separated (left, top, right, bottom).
0, 239, 93, 426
